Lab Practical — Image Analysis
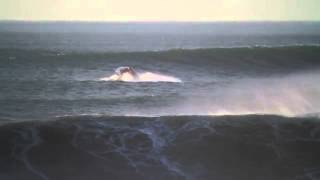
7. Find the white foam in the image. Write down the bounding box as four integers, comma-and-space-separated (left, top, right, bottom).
100, 71, 182, 83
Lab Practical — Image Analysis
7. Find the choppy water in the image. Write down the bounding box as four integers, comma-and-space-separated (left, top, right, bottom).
1, 22, 320, 180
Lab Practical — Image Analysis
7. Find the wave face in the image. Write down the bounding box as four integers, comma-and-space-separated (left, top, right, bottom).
1, 46, 320, 120
1, 115, 320, 180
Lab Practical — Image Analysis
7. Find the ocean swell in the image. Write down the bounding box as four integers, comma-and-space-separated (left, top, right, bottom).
1, 115, 320, 180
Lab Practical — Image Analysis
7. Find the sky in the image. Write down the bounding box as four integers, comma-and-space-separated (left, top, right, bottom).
0, 0, 319, 21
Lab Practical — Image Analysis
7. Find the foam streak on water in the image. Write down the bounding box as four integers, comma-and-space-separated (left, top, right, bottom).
2, 115, 320, 180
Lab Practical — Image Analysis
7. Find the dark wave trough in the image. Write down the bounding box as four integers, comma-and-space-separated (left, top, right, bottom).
1, 115, 320, 180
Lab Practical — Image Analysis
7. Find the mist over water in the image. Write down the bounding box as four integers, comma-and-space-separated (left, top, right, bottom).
181, 72, 320, 117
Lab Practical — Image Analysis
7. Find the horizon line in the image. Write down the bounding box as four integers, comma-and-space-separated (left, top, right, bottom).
0, 19, 319, 23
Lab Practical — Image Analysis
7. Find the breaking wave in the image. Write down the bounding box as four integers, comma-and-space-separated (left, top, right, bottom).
99, 71, 182, 83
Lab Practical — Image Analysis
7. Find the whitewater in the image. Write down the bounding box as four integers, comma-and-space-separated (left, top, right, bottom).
100, 70, 182, 83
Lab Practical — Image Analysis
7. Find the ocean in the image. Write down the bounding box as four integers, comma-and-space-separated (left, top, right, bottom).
0, 21, 320, 180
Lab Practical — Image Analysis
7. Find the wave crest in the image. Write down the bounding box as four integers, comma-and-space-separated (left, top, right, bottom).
100, 71, 182, 83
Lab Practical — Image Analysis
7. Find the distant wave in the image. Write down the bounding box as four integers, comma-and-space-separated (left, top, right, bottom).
2, 46, 320, 72
1, 46, 320, 120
